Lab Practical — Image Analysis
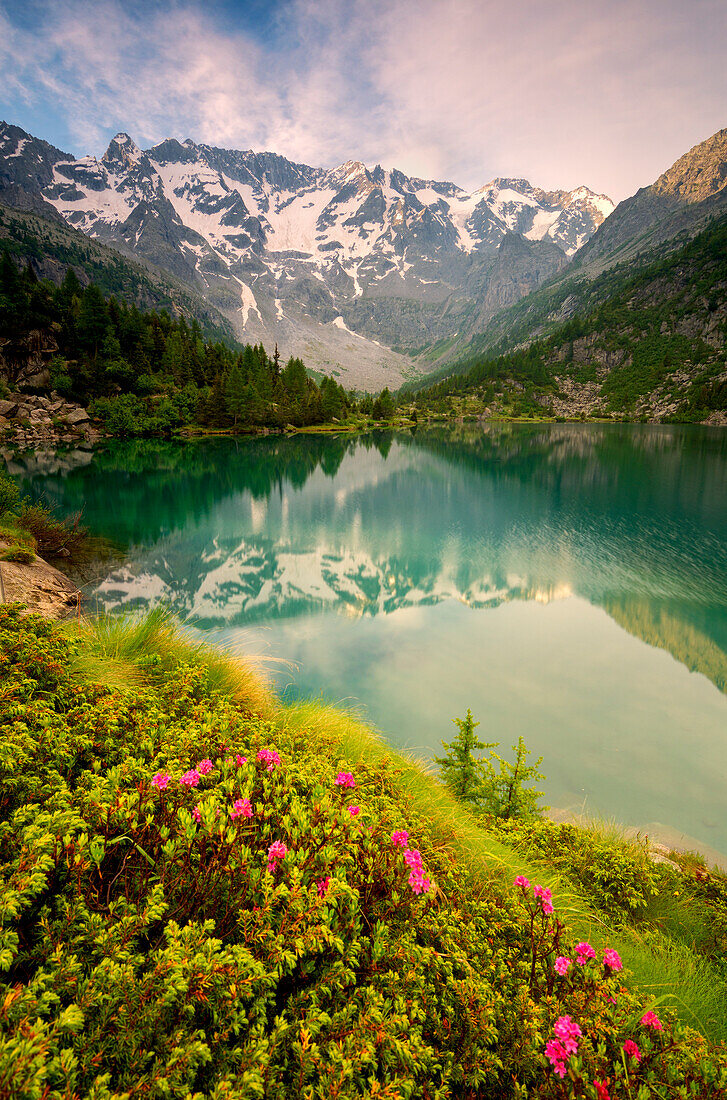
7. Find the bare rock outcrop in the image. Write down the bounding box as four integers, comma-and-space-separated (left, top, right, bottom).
0, 542, 80, 619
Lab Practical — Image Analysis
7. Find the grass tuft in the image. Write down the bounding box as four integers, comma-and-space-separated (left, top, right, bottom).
65, 605, 276, 716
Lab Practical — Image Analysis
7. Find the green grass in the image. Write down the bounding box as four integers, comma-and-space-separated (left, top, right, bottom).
65, 605, 275, 714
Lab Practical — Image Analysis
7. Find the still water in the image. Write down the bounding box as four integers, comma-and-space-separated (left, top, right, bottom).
9, 424, 727, 860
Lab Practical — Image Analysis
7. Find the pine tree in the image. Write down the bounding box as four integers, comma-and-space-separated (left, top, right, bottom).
225, 363, 248, 426
483, 738, 547, 820
436, 714, 546, 820
435, 710, 497, 808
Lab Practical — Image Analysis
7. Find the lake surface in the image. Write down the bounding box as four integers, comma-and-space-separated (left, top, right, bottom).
8, 424, 727, 862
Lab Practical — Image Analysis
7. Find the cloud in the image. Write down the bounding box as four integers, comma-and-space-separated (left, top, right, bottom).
1, 0, 725, 200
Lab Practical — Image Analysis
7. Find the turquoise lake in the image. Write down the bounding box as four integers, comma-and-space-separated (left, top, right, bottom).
8, 424, 727, 861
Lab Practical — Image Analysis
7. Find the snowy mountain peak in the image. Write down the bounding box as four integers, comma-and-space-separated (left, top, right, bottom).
0, 120, 614, 388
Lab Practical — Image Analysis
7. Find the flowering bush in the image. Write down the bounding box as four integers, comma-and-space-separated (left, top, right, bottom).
0, 607, 725, 1098
493, 817, 661, 918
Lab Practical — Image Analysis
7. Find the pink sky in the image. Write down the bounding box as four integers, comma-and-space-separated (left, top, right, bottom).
1, 0, 726, 201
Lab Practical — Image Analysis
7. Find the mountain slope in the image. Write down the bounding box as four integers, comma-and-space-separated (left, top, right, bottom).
411, 215, 727, 422
0, 121, 613, 387
441, 127, 727, 369
0, 201, 234, 342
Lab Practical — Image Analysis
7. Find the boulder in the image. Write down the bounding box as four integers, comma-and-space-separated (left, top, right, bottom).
0, 400, 19, 418
66, 407, 90, 425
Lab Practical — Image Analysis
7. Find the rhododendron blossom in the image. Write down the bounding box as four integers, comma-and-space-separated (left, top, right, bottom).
334, 771, 356, 789
544, 1039, 568, 1078
230, 797, 252, 819
408, 870, 431, 894
236, 754, 246, 767
267, 840, 288, 872
180, 769, 201, 787
316, 876, 330, 897
593, 1082, 611, 1100
391, 830, 409, 847
533, 884, 554, 915
576, 941, 596, 965
553, 1016, 582, 1042
404, 848, 423, 872
514, 875, 530, 890
554, 956, 571, 976
623, 1039, 641, 1062
257, 749, 281, 771
546, 1016, 581, 1077
641, 1010, 663, 1030
192, 804, 202, 822
197, 758, 213, 775
151, 773, 170, 790
348, 805, 360, 816
603, 948, 623, 971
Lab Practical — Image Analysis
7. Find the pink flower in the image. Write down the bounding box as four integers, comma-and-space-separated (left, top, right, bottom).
576, 941, 596, 965
348, 805, 360, 816
151, 772, 170, 790
316, 876, 330, 897
408, 870, 432, 894
544, 1039, 567, 1077
334, 771, 356, 789
230, 797, 252, 819
197, 758, 213, 775
236, 754, 247, 767
623, 1040, 641, 1062
554, 956, 572, 976
534, 884, 554, 915
640, 1010, 663, 1030
546, 1017, 581, 1078
180, 769, 201, 787
553, 1016, 581, 1042
391, 829, 409, 848
192, 804, 202, 822
604, 948, 623, 972
514, 874, 531, 890
257, 749, 281, 772
594, 1082, 611, 1100
404, 848, 424, 872
266, 840, 288, 872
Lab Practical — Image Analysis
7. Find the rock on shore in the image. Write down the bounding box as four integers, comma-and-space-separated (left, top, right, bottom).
0, 390, 102, 448
0, 541, 80, 618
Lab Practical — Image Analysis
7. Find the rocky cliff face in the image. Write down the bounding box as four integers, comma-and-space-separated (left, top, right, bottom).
651, 128, 727, 203
0, 327, 58, 389
0, 121, 613, 387
572, 128, 727, 273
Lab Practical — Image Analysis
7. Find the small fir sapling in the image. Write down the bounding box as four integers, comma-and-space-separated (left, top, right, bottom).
437, 711, 546, 819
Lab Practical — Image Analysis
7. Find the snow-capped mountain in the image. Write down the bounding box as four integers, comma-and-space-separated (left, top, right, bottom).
0, 121, 614, 386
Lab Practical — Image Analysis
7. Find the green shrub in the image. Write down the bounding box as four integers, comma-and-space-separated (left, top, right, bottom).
0, 609, 725, 1098
17, 500, 88, 557
492, 818, 660, 920
0, 471, 19, 516
0, 545, 35, 563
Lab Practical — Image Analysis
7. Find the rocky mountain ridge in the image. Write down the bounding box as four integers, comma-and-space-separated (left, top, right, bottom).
435, 126, 727, 372
0, 120, 613, 387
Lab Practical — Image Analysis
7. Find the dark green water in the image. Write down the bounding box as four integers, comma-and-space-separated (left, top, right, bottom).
8, 424, 727, 860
